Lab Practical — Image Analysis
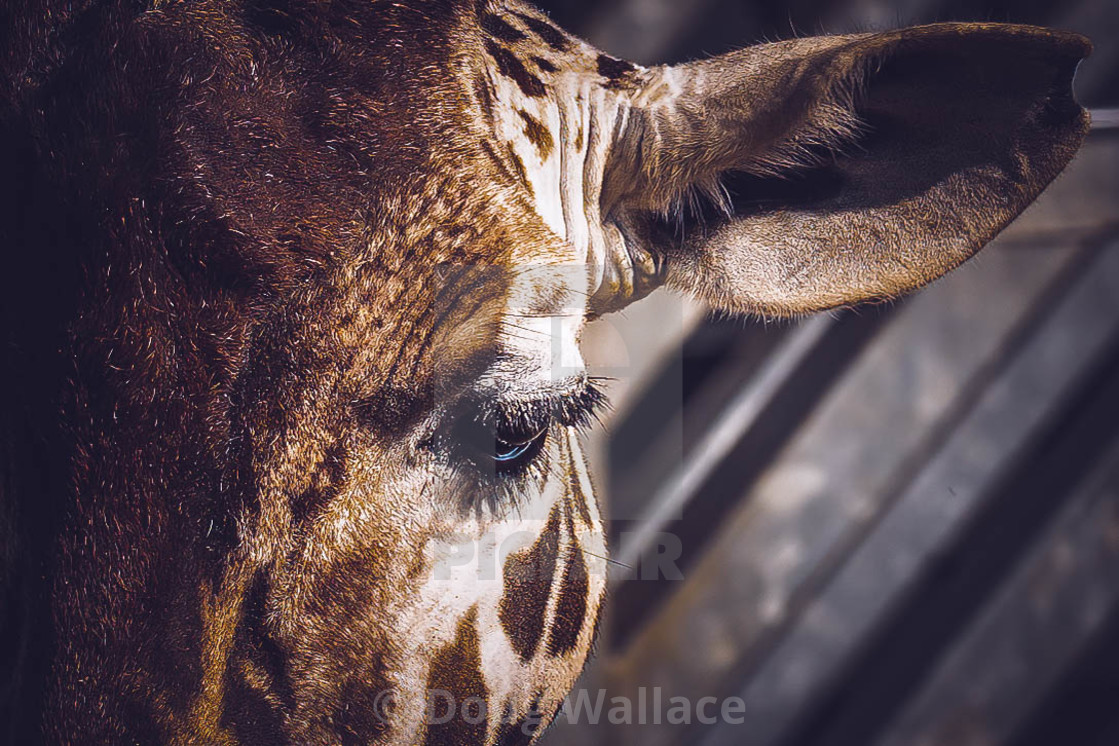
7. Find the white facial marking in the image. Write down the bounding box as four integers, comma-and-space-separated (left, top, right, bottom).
485, 39, 652, 312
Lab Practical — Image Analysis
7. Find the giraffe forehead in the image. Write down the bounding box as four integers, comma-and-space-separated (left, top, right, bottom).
497, 263, 589, 384
469, 2, 656, 320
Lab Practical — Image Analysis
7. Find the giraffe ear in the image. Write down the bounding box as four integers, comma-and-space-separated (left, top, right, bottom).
607, 24, 1091, 316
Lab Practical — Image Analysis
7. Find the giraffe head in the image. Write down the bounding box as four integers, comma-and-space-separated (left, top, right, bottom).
2, 0, 1089, 744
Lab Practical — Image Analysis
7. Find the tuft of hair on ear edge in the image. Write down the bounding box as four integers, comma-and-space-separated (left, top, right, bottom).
659, 175, 731, 240
641, 42, 884, 226
651, 50, 882, 248
741, 54, 877, 179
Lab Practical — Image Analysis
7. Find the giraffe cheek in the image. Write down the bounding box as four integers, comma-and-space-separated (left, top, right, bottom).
546, 534, 590, 658
498, 504, 563, 661
422, 606, 488, 746
493, 696, 552, 746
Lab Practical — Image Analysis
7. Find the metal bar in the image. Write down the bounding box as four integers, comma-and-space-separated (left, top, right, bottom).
611, 315, 836, 580
1092, 109, 1119, 131
698, 231, 1119, 746
873, 435, 1119, 746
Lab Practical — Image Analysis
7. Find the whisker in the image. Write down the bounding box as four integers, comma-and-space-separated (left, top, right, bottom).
504, 323, 552, 337
581, 549, 632, 570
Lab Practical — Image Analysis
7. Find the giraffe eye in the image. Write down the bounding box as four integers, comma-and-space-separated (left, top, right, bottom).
492, 425, 548, 474
446, 409, 551, 478
441, 377, 604, 483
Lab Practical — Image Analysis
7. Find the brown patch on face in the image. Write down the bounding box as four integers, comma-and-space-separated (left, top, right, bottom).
505, 145, 533, 199
473, 72, 494, 118
513, 12, 571, 53
485, 39, 547, 98
481, 140, 519, 190
547, 504, 589, 658
427, 263, 509, 390
480, 11, 527, 44
532, 56, 558, 74
574, 124, 584, 154
517, 110, 554, 160
499, 505, 562, 661
332, 677, 394, 745
289, 437, 349, 526
494, 696, 549, 746
423, 606, 488, 746
596, 54, 638, 89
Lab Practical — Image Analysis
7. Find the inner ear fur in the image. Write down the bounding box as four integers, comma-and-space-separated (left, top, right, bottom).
611, 23, 1091, 317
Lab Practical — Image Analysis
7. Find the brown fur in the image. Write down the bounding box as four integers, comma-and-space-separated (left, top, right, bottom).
0, 0, 1090, 743
0, 0, 559, 741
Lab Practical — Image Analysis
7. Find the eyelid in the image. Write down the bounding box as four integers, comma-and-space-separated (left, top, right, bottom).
486, 377, 608, 435
424, 376, 607, 468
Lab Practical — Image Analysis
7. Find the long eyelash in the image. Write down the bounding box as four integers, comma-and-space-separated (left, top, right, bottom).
431, 379, 609, 516
481, 378, 608, 437
474, 449, 551, 516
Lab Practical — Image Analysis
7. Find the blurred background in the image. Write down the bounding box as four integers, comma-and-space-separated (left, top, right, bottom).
532, 1, 1119, 744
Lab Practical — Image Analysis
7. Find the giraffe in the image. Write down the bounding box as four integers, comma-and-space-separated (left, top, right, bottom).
0, 0, 1090, 743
